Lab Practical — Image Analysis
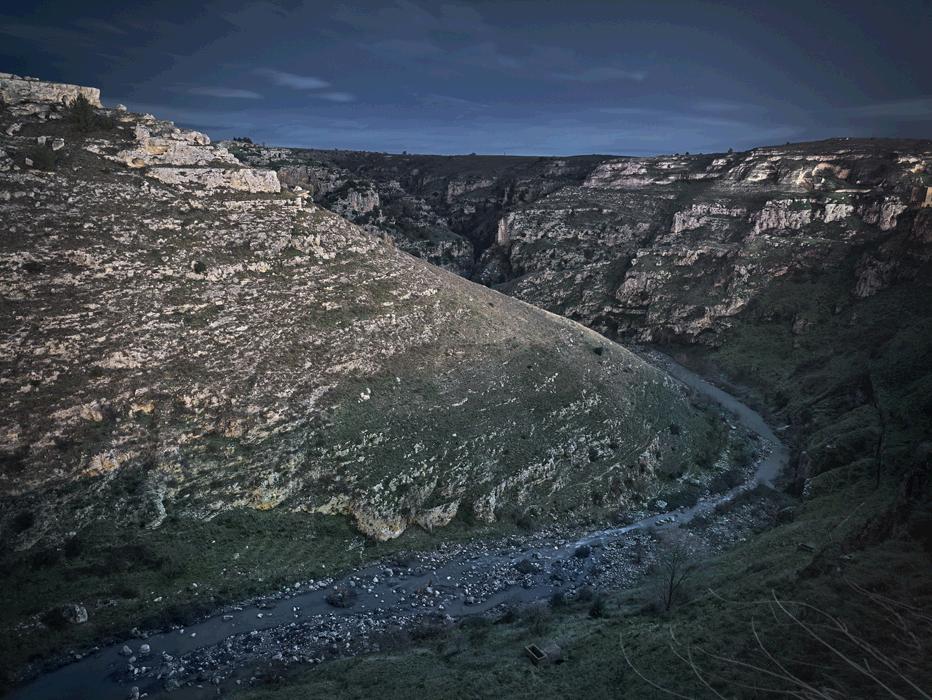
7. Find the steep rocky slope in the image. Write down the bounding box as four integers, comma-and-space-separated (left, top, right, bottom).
0, 75, 721, 551
496, 141, 932, 344
233, 139, 932, 346
225, 142, 604, 277
240, 138, 932, 497
226, 135, 932, 700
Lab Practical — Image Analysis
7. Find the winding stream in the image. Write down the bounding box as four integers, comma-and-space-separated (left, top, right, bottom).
11, 352, 788, 700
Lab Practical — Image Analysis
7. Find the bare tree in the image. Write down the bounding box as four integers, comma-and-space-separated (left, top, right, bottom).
652, 530, 697, 612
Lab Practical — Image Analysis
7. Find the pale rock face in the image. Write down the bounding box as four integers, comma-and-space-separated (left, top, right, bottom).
331, 187, 380, 216
671, 203, 747, 235
752, 199, 813, 235
115, 124, 238, 169
861, 197, 907, 231
0, 73, 101, 116
824, 202, 855, 223
496, 216, 510, 244
226, 135, 930, 348
855, 258, 900, 298
147, 166, 281, 193
446, 176, 495, 203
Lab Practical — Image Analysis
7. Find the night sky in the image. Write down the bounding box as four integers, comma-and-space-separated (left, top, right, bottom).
2, 0, 929, 155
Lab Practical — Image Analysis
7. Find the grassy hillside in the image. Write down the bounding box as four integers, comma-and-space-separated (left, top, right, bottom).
230, 274, 932, 699
0, 82, 724, 686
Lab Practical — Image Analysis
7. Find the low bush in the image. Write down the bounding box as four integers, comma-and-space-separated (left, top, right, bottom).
65, 94, 115, 133
24, 145, 60, 170
589, 594, 607, 618
522, 603, 551, 635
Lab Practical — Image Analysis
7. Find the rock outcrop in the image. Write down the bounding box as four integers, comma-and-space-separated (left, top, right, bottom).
0, 73, 101, 117
0, 77, 719, 546
260, 140, 931, 346
227, 143, 605, 277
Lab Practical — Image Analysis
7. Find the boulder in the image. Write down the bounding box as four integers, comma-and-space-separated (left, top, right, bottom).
60, 603, 88, 624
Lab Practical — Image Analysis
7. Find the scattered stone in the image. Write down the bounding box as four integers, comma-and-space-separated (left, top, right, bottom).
59, 604, 88, 624
514, 558, 540, 574
776, 506, 796, 524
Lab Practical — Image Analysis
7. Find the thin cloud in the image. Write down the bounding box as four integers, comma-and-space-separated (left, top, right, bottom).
368, 38, 443, 59
847, 96, 932, 119
187, 86, 263, 99
255, 69, 330, 90
74, 18, 126, 35
418, 93, 491, 110
317, 92, 355, 103
554, 66, 647, 82
693, 99, 763, 113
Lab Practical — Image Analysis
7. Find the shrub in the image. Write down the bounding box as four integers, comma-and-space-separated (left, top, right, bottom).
24, 145, 60, 171
710, 467, 745, 493
67, 94, 97, 132
650, 531, 698, 612
522, 603, 551, 635
589, 594, 607, 618
30, 547, 62, 568
40, 607, 68, 630
63, 535, 84, 559
664, 484, 701, 510
495, 604, 518, 624
65, 94, 114, 133
732, 440, 756, 467
11, 510, 35, 533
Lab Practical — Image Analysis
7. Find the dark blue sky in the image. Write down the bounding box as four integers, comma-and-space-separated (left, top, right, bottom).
2, 0, 930, 155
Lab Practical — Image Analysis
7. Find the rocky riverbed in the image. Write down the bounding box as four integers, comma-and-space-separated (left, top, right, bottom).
10, 353, 788, 700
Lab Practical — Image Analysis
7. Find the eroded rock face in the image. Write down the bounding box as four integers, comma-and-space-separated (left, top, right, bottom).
90, 121, 280, 193
234, 139, 931, 347
0, 73, 101, 117
495, 141, 931, 343
1, 78, 717, 546
145, 166, 281, 193
226, 143, 606, 277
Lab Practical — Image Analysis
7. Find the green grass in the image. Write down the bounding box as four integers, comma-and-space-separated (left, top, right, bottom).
0, 508, 533, 690
233, 475, 931, 700
230, 275, 932, 699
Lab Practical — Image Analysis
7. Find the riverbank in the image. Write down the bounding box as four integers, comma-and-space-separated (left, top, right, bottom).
8, 354, 790, 700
